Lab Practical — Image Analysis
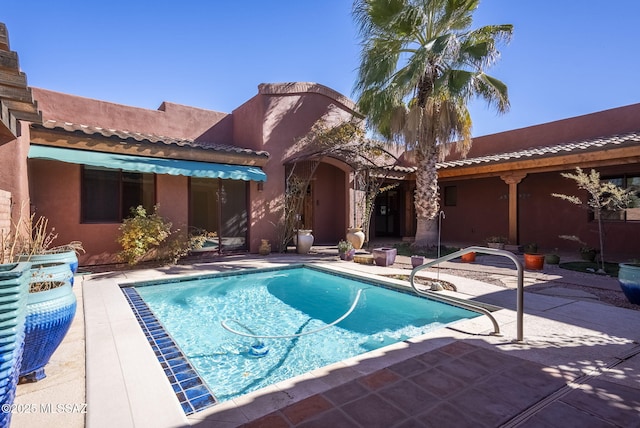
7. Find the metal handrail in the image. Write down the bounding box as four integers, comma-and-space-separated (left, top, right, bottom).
409, 246, 524, 342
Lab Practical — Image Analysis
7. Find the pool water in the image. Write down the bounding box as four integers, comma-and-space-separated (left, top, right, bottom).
134, 266, 478, 403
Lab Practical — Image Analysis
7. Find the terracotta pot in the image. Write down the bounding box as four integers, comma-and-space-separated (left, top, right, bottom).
346, 228, 365, 250
524, 253, 545, 270
461, 252, 476, 263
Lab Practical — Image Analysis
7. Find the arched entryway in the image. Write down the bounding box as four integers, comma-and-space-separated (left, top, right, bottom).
285, 160, 348, 246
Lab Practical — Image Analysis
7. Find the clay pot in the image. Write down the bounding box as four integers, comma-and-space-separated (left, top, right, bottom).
524, 253, 545, 270
461, 252, 476, 263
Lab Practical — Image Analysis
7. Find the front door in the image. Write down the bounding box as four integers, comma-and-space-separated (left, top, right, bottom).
374, 188, 400, 237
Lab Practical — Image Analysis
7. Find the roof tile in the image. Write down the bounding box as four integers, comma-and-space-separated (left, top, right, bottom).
36, 120, 270, 158
437, 131, 640, 169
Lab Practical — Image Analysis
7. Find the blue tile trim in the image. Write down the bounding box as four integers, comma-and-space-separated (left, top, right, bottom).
124, 263, 303, 289
121, 287, 217, 415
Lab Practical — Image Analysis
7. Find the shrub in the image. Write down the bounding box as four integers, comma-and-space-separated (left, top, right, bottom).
117, 206, 171, 265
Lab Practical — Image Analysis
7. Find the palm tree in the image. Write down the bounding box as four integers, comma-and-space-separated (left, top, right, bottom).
352, 0, 513, 246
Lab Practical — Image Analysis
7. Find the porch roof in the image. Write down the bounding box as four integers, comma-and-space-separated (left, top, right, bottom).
34, 120, 270, 159
28, 145, 267, 182
438, 131, 640, 169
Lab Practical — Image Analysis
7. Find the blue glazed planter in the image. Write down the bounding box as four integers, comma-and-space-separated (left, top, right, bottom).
28, 262, 73, 289
18, 249, 78, 285
0, 262, 31, 428
618, 263, 640, 305
19, 281, 76, 382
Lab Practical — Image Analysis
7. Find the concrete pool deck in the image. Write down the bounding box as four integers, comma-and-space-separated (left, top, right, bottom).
11, 250, 640, 427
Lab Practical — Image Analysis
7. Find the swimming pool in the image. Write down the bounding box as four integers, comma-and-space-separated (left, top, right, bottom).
124, 265, 479, 412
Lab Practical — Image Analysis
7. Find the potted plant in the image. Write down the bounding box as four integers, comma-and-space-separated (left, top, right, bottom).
5, 211, 81, 382
618, 262, 640, 305
545, 249, 560, 265
523, 243, 544, 270
486, 236, 507, 250
559, 235, 597, 263
0, 230, 31, 426
337, 240, 355, 261
524, 253, 545, 270
523, 243, 538, 254
20, 262, 76, 381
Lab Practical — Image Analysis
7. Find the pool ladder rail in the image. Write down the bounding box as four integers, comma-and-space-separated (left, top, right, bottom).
409, 246, 525, 342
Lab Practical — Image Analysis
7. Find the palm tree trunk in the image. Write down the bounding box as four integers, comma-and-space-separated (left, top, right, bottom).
413, 145, 440, 247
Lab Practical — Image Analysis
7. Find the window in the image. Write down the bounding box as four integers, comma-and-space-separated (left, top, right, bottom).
82, 166, 155, 223
443, 186, 457, 207
625, 176, 640, 221
596, 175, 640, 222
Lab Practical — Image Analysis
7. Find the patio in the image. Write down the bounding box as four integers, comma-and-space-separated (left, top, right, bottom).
9, 249, 640, 427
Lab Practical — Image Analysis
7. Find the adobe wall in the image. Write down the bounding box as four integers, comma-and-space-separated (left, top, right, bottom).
312, 162, 347, 245
441, 167, 639, 257
0, 189, 10, 249
156, 175, 189, 232
31, 88, 230, 142
455, 102, 640, 159
237, 83, 359, 252
0, 121, 32, 222
440, 176, 509, 245
27, 159, 120, 264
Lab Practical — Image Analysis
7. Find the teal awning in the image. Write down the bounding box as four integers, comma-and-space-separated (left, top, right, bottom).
28, 145, 267, 182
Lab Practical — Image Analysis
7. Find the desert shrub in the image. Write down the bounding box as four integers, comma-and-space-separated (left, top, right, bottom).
117, 205, 171, 265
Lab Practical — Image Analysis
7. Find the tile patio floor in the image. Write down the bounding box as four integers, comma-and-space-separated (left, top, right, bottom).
10, 249, 640, 427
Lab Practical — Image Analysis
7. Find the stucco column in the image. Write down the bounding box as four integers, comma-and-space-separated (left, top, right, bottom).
500, 173, 527, 244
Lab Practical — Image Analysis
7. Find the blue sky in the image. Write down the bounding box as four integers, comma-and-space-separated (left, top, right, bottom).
3, 1, 640, 137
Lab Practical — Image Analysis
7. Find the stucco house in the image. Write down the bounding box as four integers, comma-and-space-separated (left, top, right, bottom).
1, 23, 639, 265
438, 104, 640, 257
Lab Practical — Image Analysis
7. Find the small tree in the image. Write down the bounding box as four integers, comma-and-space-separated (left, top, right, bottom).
280, 119, 399, 251
552, 167, 631, 273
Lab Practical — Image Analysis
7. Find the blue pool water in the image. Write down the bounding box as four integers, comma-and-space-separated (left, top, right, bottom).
134, 266, 478, 403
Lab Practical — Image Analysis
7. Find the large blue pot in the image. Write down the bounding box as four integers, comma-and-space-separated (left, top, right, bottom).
19, 279, 76, 382
618, 263, 640, 305
0, 262, 31, 428
18, 249, 78, 285
28, 262, 73, 290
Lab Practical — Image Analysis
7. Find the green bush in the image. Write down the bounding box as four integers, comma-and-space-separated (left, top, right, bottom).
117, 205, 172, 265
